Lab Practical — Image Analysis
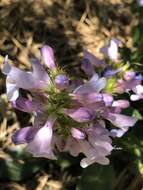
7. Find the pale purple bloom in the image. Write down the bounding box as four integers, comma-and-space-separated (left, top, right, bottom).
100, 38, 121, 61
110, 129, 125, 138
112, 100, 130, 109
41, 45, 56, 69
26, 117, 56, 159
106, 113, 137, 130
115, 78, 140, 94
13, 116, 56, 159
64, 123, 113, 168
137, 0, 143, 6
74, 73, 106, 94
2, 56, 50, 101
131, 84, 143, 101
64, 107, 95, 123
2, 43, 140, 168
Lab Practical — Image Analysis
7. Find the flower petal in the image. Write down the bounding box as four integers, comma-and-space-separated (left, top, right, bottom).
112, 100, 130, 108
27, 117, 56, 159
11, 97, 40, 113
12, 126, 39, 144
64, 137, 80, 157
30, 58, 50, 83
72, 93, 103, 104
64, 107, 95, 123
101, 38, 121, 61
83, 50, 106, 67
107, 113, 137, 129
6, 80, 19, 101
71, 128, 85, 139
3, 56, 47, 90
102, 94, 113, 106
110, 129, 126, 137
41, 45, 56, 69
74, 74, 106, 94
55, 74, 69, 90
80, 156, 109, 168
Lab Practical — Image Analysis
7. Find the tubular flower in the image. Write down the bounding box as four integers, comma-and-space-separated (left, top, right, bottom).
2, 42, 140, 168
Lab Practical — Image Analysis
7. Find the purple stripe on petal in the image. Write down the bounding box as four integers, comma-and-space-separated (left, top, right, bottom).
11, 97, 40, 113
12, 127, 39, 144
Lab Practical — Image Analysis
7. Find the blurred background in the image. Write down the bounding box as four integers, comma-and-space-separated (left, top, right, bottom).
0, 0, 143, 189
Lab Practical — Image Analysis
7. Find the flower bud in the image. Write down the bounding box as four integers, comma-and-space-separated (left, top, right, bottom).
55, 74, 69, 90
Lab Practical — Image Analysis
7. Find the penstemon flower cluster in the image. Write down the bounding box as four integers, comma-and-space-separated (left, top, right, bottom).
2, 38, 143, 168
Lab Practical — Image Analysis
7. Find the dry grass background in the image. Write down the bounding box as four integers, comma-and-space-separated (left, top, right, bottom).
0, 0, 142, 189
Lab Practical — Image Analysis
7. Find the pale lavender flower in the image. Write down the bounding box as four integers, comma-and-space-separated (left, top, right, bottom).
100, 38, 121, 61
41, 45, 56, 69
63, 122, 113, 168
74, 73, 106, 94
137, 0, 143, 6
2, 43, 139, 168
26, 117, 56, 159
131, 84, 143, 101
63, 107, 95, 123
3, 56, 50, 101
115, 78, 140, 94
112, 100, 130, 109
